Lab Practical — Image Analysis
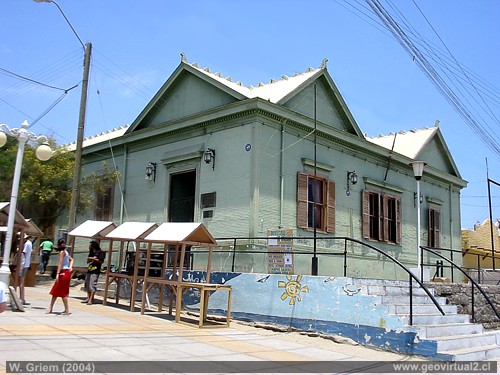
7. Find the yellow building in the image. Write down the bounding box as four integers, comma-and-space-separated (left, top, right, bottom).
461, 219, 500, 280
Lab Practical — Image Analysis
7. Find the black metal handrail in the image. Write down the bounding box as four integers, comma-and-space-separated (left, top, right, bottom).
420, 245, 500, 284
213, 236, 445, 325
421, 246, 500, 322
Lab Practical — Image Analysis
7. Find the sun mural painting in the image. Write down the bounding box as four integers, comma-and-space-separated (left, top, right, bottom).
278, 275, 309, 305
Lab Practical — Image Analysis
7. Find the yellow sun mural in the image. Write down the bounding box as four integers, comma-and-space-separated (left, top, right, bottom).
278, 275, 309, 305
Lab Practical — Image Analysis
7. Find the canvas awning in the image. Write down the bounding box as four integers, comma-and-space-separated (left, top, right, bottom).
68, 220, 117, 239
144, 222, 216, 246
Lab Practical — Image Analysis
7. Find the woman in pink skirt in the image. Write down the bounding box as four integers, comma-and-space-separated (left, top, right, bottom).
47, 238, 73, 315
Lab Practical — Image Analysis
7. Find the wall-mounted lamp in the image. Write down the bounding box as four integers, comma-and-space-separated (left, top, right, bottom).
413, 192, 424, 207
204, 148, 216, 170
145, 162, 157, 182
346, 170, 358, 196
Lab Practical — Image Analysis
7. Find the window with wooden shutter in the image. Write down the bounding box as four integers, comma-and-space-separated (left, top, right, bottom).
362, 189, 401, 244
326, 180, 336, 233
296, 172, 335, 233
297, 173, 308, 229
428, 207, 441, 247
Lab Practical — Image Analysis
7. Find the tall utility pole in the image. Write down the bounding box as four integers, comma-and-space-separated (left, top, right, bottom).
34, 0, 91, 237
67, 42, 92, 232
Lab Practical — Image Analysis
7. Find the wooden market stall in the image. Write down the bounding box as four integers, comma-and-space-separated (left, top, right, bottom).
67, 219, 118, 275
141, 222, 231, 328
0, 202, 44, 287
102, 222, 158, 312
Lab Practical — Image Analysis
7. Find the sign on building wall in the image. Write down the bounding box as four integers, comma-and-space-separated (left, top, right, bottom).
267, 229, 294, 274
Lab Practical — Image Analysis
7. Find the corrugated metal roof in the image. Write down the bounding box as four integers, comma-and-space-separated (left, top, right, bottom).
365, 126, 438, 159
189, 63, 320, 103
64, 125, 129, 152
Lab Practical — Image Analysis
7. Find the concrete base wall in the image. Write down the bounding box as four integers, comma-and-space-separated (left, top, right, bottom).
167, 271, 449, 359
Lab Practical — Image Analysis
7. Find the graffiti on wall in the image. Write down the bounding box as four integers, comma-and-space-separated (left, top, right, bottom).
278, 275, 309, 305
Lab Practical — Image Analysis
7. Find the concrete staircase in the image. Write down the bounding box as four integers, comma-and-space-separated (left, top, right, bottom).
371, 279, 500, 361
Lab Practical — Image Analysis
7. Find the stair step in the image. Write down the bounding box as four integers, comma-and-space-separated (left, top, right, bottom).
368, 285, 433, 296
380, 295, 447, 305
388, 304, 456, 315
400, 313, 470, 325
436, 332, 497, 352
440, 344, 500, 361
416, 323, 484, 338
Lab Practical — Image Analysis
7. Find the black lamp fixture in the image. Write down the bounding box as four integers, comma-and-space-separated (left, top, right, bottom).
413, 192, 424, 207
204, 148, 216, 170
346, 170, 358, 196
145, 162, 157, 182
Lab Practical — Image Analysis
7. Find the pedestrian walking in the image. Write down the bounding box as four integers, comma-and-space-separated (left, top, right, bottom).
39, 238, 54, 274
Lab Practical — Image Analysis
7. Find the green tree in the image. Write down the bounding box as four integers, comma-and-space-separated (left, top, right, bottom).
0, 139, 119, 235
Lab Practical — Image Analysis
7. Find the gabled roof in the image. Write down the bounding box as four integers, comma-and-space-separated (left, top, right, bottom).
187, 60, 322, 104
105, 221, 158, 241
127, 54, 363, 137
144, 222, 217, 246
64, 125, 129, 152
366, 127, 438, 159
68, 219, 117, 239
366, 125, 462, 178
0, 203, 43, 236
0, 202, 28, 228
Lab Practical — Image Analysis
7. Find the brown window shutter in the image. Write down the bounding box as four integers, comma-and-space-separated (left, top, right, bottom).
435, 210, 440, 248
427, 207, 432, 246
382, 195, 388, 242
297, 173, 308, 229
362, 190, 370, 239
326, 180, 336, 233
396, 198, 401, 244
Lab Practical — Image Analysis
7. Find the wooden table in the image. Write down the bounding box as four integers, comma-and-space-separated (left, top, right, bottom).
175, 282, 232, 328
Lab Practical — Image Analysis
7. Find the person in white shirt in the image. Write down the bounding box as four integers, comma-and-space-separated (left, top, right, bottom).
19, 235, 33, 305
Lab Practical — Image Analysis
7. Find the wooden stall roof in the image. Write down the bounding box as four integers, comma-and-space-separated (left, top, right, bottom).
25, 219, 44, 237
0, 202, 28, 228
105, 221, 158, 241
0, 203, 43, 236
144, 222, 216, 246
68, 220, 117, 239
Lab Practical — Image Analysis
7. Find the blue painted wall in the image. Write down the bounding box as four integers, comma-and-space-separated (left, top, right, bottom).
165, 271, 447, 359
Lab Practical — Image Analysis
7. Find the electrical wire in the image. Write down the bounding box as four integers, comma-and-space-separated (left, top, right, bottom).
364, 0, 500, 157
0, 68, 69, 92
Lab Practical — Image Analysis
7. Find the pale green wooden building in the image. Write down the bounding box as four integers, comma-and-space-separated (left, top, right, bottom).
68, 55, 467, 278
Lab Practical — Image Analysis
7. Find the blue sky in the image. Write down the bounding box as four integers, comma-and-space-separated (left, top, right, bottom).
1, 0, 499, 229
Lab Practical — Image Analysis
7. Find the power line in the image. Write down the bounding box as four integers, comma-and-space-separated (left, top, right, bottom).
364, 0, 500, 157
0, 67, 71, 92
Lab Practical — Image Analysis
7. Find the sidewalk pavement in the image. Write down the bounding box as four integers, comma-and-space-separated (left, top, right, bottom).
1, 280, 431, 374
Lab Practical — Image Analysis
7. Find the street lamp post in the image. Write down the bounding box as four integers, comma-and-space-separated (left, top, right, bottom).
34, 0, 91, 233
0, 121, 52, 302
410, 161, 426, 279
